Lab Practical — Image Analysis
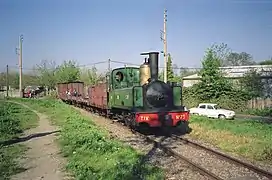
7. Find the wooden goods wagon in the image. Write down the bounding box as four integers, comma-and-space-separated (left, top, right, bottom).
57, 83, 68, 100
88, 83, 108, 109
69, 81, 84, 96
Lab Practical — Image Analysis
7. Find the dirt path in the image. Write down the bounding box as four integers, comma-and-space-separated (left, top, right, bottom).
10, 102, 71, 180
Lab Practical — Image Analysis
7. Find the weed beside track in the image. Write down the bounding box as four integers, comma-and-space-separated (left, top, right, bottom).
0, 100, 39, 180
13, 98, 164, 180
189, 115, 272, 163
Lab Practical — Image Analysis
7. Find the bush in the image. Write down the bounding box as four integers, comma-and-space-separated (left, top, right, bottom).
182, 86, 201, 108
246, 108, 272, 117
183, 86, 249, 112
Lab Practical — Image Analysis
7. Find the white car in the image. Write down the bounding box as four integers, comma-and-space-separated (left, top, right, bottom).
189, 103, 235, 120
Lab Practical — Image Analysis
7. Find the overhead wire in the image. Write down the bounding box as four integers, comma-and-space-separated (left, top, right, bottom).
5, 59, 272, 73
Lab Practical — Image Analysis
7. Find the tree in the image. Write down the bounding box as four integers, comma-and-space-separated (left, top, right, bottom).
55, 60, 80, 83
166, 53, 174, 81
158, 70, 163, 81
195, 49, 232, 100
259, 59, 272, 65
239, 69, 264, 98
209, 43, 232, 66
5, 71, 19, 89
80, 67, 105, 85
36, 60, 57, 89
0, 72, 6, 89
225, 52, 256, 66
23, 74, 39, 87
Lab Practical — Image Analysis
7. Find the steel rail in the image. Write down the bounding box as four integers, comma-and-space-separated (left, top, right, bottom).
131, 130, 223, 180
173, 135, 272, 179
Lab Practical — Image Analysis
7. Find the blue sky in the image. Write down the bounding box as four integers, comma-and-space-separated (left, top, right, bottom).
0, 0, 271, 73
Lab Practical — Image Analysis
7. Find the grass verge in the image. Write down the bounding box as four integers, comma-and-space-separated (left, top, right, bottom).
189, 115, 272, 163
12, 98, 164, 180
0, 100, 39, 180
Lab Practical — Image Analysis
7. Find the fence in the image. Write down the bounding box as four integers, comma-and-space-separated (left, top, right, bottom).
0, 89, 20, 99
247, 98, 272, 109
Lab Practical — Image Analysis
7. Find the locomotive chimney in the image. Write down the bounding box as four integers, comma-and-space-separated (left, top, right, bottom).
140, 52, 159, 80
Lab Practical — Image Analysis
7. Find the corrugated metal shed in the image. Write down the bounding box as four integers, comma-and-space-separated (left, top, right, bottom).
182, 65, 272, 87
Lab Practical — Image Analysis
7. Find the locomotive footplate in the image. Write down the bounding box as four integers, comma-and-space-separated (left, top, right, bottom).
158, 112, 173, 127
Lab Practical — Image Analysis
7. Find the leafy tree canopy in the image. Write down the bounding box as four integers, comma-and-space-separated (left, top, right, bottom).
195, 49, 232, 100
80, 67, 105, 85
225, 52, 256, 66
239, 69, 264, 98
36, 60, 57, 89
55, 60, 80, 83
166, 53, 174, 82
259, 59, 272, 65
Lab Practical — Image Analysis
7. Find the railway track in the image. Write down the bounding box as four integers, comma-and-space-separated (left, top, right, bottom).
72, 105, 272, 180
130, 129, 223, 180
130, 129, 272, 180
172, 135, 272, 180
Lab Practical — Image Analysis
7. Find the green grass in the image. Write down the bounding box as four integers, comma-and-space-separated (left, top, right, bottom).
244, 108, 272, 117
189, 115, 272, 163
12, 98, 164, 180
0, 100, 39, 180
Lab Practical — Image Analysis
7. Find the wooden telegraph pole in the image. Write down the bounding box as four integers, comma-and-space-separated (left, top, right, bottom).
107, 59, 111, 92
160, 9, 168, 83
16, 35, 23, 97
6, 65, 9, 98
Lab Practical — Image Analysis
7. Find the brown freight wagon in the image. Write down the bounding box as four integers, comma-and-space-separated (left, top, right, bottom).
69, 81, 84, 97
88, 83, 108, 109
57, 82, 68, 100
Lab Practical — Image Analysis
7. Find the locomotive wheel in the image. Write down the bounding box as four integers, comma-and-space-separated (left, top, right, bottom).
176, 121, 191, 135
124, 118, 131, 127
138, 123, 149, 135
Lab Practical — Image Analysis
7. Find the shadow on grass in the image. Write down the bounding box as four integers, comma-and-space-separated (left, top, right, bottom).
115, 136, 173, 180
0, 165, 28, 180
0, 130, 60, 146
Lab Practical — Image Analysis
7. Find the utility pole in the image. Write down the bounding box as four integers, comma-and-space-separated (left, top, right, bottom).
6, 65, 9, 98
16, 35, 23, 97
107, 59, 111, 91
160, 9, 168, 83
108, 59, 111, 74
